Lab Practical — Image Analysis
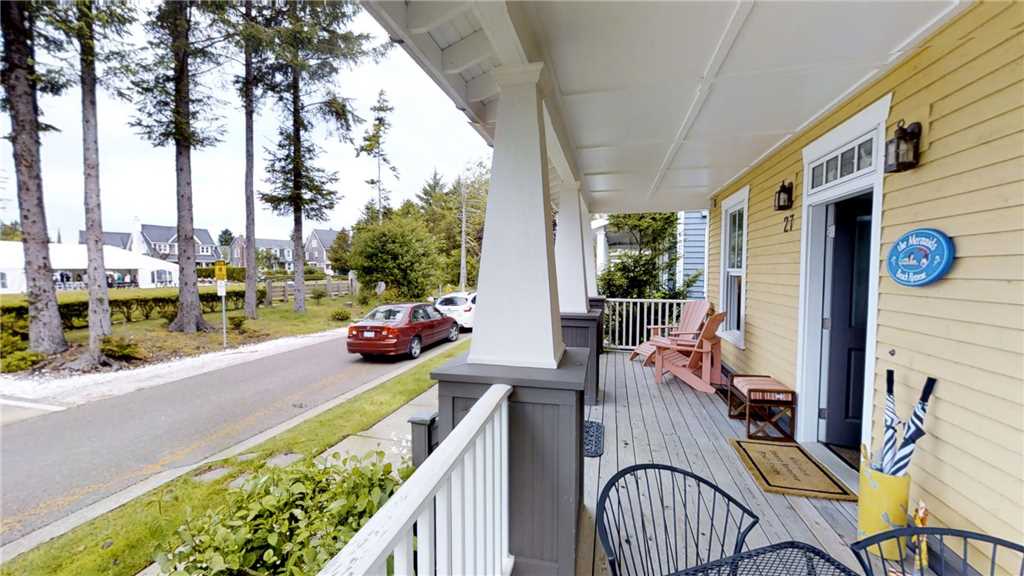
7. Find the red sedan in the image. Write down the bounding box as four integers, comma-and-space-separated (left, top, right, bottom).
347, 303, 459, 359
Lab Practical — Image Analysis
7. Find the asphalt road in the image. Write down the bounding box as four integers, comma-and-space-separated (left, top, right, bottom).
0, 335, 453, 545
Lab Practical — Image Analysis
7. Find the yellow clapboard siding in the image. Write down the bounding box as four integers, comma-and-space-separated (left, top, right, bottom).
884, 184, 1024, 229
707, 3, 1024, 542
878, 309, 1023, 354
883, 156, 1024, 209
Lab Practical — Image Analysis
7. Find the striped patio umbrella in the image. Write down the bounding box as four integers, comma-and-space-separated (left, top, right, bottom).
878, 370, 901, 473
888, 377, 938, 477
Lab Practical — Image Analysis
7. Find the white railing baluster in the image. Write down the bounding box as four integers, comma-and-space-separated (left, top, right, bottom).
436, 479, 451, 575
417, 505, 435, 576
600, 298, 696, 350
318, 384, 513, 576
394, 531, 414, 575
452, 458, 465, 575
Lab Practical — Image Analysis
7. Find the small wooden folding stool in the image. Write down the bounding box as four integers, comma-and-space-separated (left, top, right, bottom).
727, 375, 796, 442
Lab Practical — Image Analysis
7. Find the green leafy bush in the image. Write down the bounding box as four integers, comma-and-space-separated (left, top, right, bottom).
101, 336, 147, 362
158, 452, 410, 576
227, 316, 247, 333
350, 215, 442, 299
330, 308, 351, 322
1, 330, 27, 355
1, 350, 45, 373
197, 266, 247, 282
1, 312, 28, 339
310, 287, 327, 305
355, 288, 372, 307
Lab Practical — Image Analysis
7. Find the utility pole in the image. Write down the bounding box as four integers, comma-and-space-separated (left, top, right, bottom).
459, 180, 467, 291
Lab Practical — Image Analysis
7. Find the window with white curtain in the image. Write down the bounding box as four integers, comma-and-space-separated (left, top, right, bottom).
719, 186, 748, 347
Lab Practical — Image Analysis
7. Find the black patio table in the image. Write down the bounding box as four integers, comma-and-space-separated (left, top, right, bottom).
670, 541, 859, 576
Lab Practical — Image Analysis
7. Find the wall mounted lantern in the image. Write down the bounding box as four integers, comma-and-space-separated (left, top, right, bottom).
885, 120, 922, 173
774, 181, 794, 211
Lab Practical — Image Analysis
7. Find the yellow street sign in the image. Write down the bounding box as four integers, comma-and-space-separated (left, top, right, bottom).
214, 260, 227, 281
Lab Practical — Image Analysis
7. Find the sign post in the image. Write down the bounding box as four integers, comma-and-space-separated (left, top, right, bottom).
215, 260, 227, 347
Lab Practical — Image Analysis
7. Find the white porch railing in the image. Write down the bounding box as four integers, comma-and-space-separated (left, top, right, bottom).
603, 297, 693, 350
319, 384, 514, 576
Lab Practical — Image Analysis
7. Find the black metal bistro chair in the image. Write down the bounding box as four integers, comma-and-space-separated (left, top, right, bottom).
850, 527, 1024, 576
596, 464, 760, 576
670, 541, 858, 576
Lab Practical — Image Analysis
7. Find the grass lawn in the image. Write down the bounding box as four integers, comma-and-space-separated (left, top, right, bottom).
1, 339, 469, 576
23, 293, 367, 367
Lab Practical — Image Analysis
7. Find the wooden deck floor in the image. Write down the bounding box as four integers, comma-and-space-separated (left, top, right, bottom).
577, 351, 862, 575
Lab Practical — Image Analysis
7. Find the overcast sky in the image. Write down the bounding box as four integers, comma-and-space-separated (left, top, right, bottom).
0, 11, 492, 243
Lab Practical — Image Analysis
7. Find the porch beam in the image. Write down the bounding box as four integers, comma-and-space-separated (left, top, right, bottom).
442, 30, 492, 74
468, 62, 565, 369
555, 181, 590, 313
407, 1, 472, 35
466, 73, 499, 103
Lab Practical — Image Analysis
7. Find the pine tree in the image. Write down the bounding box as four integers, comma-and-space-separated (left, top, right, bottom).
357, 89, 398, 222
44, 0, 135, 367
131, 0, 224, 333
1, 1, 69, 354
259, 0, 385, 312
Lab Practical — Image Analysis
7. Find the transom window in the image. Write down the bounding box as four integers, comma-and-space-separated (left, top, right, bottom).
719, 187, 749, 347
809, 133, 873, 191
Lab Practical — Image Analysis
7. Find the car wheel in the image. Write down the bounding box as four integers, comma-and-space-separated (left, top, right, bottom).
409, 336, 422, 359
448, 324, 460, 342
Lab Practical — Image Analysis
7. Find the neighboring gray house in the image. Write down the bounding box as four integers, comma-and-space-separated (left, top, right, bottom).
79, 223, 219, 267
138, 224, 219, 267
305, 229, 340, 275
594, 210, 707, 298
77, 230, 132, 250
676, 210, 707, 299
229, 236, 295, 272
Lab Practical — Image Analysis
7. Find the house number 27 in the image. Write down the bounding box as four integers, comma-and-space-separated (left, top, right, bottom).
782, 215, 795, 233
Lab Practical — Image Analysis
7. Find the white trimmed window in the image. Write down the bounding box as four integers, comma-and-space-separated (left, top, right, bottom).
719, 186, 749, 348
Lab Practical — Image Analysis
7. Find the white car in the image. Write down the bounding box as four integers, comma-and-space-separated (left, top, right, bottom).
434, 291, 476, 330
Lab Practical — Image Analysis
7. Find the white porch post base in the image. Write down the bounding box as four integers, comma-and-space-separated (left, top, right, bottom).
580, 199, 599, 297
468, 63, 565, 370
555, 182, 590, 313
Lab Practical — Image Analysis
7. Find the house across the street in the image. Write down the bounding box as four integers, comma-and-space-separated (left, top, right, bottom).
305, 228, 340, 275
228, 236, 296, 272
79, 221, 219, 267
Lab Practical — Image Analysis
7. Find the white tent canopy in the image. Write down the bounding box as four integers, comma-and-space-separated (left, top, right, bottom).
0, 241, 179, 294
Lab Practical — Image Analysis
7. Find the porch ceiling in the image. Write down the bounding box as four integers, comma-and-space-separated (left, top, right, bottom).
365, 1, 961, 214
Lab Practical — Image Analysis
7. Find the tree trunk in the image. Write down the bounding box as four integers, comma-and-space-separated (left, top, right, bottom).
242, 0, 257, 319
1, 1, 68, 354
167, 0, 210, 333
78, 1, 112, 364
289, 57, 305, 312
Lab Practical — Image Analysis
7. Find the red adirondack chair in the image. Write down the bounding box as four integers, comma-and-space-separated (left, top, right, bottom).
652, 312, 725, 394
629, 300, 711, 366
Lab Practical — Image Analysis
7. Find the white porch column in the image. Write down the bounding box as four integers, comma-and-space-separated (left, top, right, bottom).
595, 223, 608, 275
554, 181, 590, 313
468, 63, 565, 369
580, 198, 599, 296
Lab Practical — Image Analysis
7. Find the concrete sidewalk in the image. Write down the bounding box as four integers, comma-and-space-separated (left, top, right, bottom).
316, 385, 438, 469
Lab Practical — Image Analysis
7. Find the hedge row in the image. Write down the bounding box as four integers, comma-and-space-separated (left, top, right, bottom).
0, 287, 267, 329
197, 266, 247, 282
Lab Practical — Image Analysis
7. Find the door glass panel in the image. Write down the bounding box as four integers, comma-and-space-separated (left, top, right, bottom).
840, 148, 855, 177
811, 164, 824, 188
825, 157, 839, 183
850, 215, 871, 328
857, 139, 873, 170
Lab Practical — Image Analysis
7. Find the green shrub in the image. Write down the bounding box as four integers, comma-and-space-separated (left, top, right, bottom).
197, 266, 247, 282
1, 330, 27, 355
160, 307, 178, 326
158, 452, 410, 576
100, 336, 147, 362
1, 312, 28, 339
310, 287, 327, 305
355, 288, 372, 306
227, 315, 246, 333
1, 350, 45, 373
330, 308, 351, 322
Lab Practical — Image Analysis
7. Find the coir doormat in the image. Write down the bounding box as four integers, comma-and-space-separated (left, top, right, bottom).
731, 439, 857, 501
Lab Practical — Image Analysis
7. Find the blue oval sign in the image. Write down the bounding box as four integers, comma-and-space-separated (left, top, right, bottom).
887, 228, 955, 287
